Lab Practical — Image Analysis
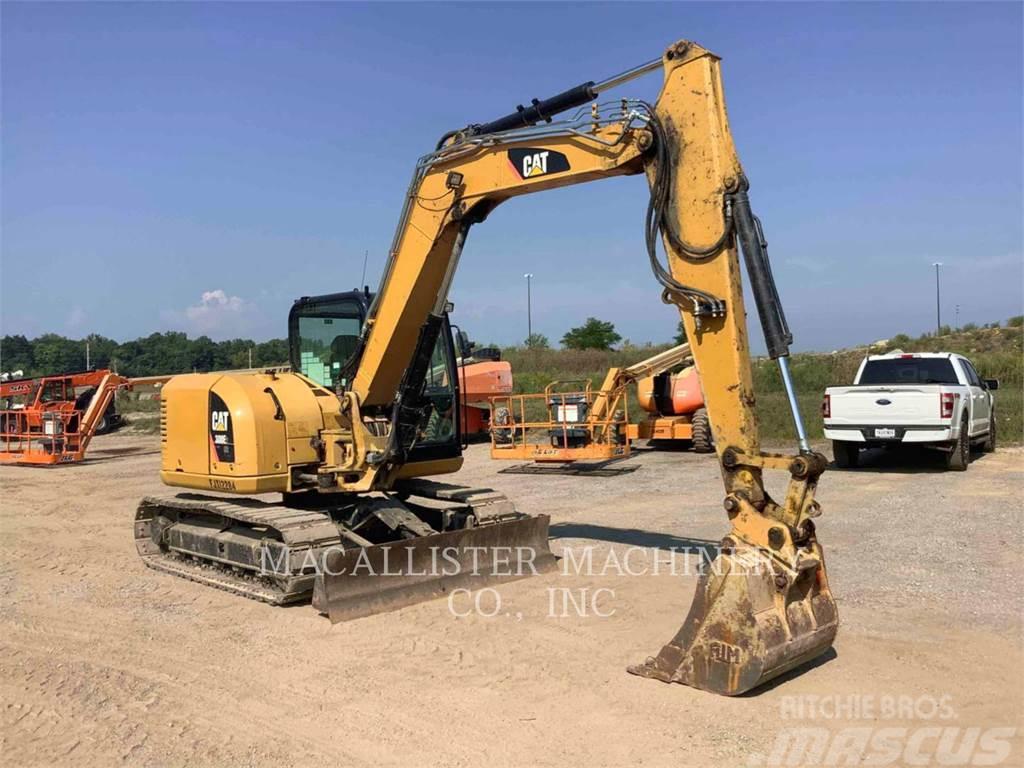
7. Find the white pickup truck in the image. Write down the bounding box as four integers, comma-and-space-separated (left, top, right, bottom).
823, 352, 998, 470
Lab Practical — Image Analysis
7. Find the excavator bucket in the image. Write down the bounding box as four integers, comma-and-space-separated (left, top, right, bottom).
629, 541, 838, 695
316, 515, 557, 622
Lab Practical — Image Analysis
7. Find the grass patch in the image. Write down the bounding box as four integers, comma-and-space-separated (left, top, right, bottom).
122, 414, 161, 434
116, 392, 162, 413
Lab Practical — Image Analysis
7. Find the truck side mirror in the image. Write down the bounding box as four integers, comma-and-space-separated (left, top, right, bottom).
984, 378, 999, 391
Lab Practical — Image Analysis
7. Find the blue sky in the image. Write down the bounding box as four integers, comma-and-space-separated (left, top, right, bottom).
2, 2, 1021, 351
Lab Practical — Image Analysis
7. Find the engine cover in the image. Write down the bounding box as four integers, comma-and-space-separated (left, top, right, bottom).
159, 372, 335, 494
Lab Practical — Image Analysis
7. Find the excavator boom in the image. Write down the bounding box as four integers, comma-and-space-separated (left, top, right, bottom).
141, 39, 837, 696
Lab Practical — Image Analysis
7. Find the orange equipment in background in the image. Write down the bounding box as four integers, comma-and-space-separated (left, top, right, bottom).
0, 371, 129, 465
628, 364, 713, 452
458, 356, 513, 439
0, 371, 173, 466
489, 377, 632, 464
1, 369, 126, 436
490, 342, 694, 464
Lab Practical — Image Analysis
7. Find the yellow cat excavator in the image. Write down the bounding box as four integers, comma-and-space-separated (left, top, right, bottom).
135, 39, 837, 696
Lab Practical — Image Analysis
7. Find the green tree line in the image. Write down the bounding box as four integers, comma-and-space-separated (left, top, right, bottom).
1, 333, 290, 378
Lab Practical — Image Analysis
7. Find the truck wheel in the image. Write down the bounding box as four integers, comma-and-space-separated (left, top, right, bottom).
983, 413, 996, 453
832, 440, 859, 469
945, 415, 970, 471
690, 408, 713, 453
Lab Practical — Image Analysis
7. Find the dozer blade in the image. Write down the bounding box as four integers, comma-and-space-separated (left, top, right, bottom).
628, 542, 838, 695
317, 515, 557, 622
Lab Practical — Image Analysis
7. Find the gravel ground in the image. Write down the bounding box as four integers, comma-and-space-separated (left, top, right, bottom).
1, 433, 1021, 766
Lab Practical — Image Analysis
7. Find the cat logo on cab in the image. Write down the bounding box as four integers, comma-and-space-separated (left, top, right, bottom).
508, 148, 570, 179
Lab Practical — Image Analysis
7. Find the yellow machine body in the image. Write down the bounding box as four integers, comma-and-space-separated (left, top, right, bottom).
159, 372, 333, 494
143, 39, 838, 696
160, 371, 464, 495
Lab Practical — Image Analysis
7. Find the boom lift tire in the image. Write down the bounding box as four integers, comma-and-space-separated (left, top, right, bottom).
74, 387, 114, 434
690, 408, 713, 453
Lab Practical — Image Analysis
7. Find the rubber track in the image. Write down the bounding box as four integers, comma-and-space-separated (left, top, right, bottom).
135, 484, 523, 606
135, 494, 343, 605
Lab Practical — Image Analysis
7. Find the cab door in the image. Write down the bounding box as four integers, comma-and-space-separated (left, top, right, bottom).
406, 316, 462, 464
959, 359, 989, 436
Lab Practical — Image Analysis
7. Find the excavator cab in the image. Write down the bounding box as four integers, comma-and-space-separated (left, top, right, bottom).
288, 290, 463, 463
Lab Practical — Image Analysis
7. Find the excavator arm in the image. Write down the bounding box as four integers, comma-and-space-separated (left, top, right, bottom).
335, 39, 837, 694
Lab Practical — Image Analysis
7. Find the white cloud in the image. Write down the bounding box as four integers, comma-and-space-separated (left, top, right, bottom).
164, 289, 255, 338
186, 289, 245, 322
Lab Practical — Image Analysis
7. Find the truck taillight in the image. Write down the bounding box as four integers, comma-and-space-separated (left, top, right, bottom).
940, 392, 957, 419
822, 394, 830, 419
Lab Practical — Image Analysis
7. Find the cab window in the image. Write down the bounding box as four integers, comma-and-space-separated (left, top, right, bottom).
40, 380, 68, 403
959, 360, 982, 387
859, 358, 958, 385
292, 299, 363, 390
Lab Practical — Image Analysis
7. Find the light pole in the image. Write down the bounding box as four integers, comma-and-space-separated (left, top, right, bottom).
524, 273, 533, 345
932, 262, 942, 335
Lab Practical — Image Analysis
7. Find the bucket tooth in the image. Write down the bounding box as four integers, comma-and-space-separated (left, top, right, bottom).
628, 543, 838, 695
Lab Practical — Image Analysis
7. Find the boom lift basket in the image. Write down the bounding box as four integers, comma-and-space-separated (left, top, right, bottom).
0, 410, 86, 465
489, 379, 629, 463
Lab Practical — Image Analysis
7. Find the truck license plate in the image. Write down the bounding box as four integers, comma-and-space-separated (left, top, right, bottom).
874, 428, 896, 438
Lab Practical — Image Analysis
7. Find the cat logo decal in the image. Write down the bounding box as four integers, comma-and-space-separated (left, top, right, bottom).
508, 148, 570, 179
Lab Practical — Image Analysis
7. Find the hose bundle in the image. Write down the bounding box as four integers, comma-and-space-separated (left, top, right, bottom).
641, 106, 729, 322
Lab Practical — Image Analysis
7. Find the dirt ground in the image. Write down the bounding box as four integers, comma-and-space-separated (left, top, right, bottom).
1, 433, 1021, 767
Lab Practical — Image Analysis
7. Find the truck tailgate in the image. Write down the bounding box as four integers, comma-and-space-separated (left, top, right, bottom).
827, 386, 942, 425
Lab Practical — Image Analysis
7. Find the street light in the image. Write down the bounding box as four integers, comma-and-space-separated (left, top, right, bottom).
524, 273, 534, 344
932, 262, 942, 335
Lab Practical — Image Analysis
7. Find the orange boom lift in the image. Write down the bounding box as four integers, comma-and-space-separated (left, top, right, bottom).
0, 371, 129, 465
